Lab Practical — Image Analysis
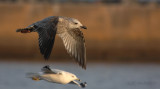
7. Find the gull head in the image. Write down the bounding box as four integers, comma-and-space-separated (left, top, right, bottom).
66, 72, 81, 82
67, 18, 87, 30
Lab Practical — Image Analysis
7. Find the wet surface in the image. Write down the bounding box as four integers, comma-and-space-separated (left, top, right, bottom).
0, 62, 160, 89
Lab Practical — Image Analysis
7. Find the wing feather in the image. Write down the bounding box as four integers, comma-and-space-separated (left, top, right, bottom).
41, 65, 57, 74
58, 28, 86, 69
35, 16, 58, 59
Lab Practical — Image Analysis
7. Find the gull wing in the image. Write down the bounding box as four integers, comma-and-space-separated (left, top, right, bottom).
58, 28, 86, 69
34, 16, 59, 59
41, 65, 57, 74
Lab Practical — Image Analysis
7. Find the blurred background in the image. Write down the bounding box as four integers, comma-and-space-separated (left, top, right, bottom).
0, 0, 160, 89
1, 0, 160, 62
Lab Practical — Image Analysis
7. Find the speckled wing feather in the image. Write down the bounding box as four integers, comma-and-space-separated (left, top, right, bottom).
58, 28, 86, 69
34, 16, 58, 59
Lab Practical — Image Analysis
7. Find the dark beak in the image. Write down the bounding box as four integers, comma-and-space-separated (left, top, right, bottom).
76, 78, 81, 82
81, 26, 87, 29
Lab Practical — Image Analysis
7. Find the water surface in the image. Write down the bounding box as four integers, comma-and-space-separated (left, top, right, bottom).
0, 62, 160, 89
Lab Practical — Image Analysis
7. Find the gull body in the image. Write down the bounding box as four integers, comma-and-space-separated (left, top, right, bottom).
17, 16, 87, 69
39, 69, 79, 84
26, 65, 87, 88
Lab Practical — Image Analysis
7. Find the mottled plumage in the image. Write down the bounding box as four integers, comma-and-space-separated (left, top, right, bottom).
16, 16, 87, 69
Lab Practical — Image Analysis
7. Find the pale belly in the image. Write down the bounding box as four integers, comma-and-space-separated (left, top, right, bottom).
40, 74, 71, 84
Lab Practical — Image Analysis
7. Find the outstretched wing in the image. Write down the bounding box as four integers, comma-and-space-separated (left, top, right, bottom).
34, 16, 59, 59
58, 28, 86, 69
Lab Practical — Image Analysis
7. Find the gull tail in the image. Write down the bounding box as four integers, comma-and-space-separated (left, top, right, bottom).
16, 26, 35, 33
26, 73, 41, 81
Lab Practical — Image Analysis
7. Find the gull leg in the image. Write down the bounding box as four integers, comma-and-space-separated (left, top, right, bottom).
26, 72, 41, 81
32, 77, 40, 81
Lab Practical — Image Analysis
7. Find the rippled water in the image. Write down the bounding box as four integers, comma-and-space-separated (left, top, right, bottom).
0, 62, 160, 89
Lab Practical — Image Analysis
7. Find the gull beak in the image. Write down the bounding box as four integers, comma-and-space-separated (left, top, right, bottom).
80, 26, 87, 29
80, 82, 87, 88
76, 78, 81, 82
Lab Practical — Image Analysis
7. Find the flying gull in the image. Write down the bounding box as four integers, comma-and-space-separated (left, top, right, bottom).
16, 16, 87, 69
26, 65, 87, 88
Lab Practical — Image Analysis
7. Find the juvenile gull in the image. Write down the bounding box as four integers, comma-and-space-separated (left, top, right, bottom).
26, 65, 87, 88
16, 16, 87, 69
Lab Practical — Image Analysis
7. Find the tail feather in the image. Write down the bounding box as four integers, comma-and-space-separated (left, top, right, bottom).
26, 73, 41, 81
16, 26, 34, 33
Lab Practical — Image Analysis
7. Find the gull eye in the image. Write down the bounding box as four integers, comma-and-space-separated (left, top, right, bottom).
72, 76, 74, 78
74, 23, 78, 25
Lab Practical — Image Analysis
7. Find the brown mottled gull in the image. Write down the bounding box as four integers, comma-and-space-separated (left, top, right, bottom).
16, 16, 87, 69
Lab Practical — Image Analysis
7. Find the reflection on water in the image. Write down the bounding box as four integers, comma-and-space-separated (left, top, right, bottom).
0, 62, 160, 89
